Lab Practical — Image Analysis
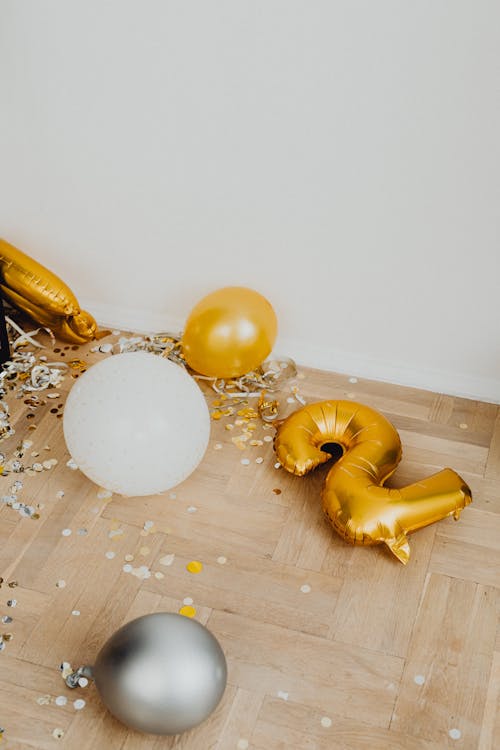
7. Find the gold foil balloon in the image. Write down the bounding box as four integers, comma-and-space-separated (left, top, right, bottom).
0, 238, 100, 343
182, 286, 278, 378
274, 400, 472, 563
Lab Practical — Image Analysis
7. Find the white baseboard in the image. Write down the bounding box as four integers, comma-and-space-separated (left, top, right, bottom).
83, 299, 500, 405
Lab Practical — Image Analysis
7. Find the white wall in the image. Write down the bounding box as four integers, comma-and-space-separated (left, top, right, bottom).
1, 1, 499, 401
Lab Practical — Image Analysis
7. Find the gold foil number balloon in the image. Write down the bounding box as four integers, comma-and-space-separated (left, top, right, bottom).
182, 286, 278, 378
0, 238, 100, 343
274, 400, 472, 563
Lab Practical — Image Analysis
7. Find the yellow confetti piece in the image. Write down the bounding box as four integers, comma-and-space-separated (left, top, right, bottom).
225, 424, 234, 431
179, 605, 196, 618
186, 560, 203, 574
211, 410, 223, 420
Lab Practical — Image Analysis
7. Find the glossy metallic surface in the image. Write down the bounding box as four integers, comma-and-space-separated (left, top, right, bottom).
92, 613, 227, 735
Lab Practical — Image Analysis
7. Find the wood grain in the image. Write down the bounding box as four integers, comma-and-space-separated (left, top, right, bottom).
0, 329, 498, 749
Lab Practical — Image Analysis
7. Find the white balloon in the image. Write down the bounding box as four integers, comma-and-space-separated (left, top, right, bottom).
63, 352, 210, 496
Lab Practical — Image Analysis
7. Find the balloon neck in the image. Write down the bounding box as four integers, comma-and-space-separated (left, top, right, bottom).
65, 665, 94, 688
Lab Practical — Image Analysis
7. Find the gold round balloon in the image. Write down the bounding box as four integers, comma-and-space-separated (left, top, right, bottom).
182, 287, 278, 378
274, 400, 472, 564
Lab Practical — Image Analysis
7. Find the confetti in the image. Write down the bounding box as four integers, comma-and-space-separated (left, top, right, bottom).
214, 443, 222, 450
55, 696, 67, 706
300, 584, 311, 594
61, 528, 72, 537
187, 505, 197, 513
240, 458, 250, 465
143, 520, 154, 530
255, 457, 264, 464
348, 376, 358, 383
7, 600, 17, 607
52, 728, 65, 739
237, 740, 249, 750
159, 554, 175, 567
414, 674, 425, 685
154, 571, 164, 580
122, 564, 133, 573
105, 551, 116, 560
277, 691, 289, 700
183, 597, 194, 605
186, 560, 203, 574
66, 458, 78, 470
56, 490, 65, 499
124, 554, 134, 562
273, 488, 282, 495
78, 677, 89, 688
56, 580, 66, 589
449, 729, 461, 740
179, 605, 196, 618
217, 556, 227, 565
321, 716, 332, 728
459, 423, 468, 430
139, 546, 150, 556
37, 695, 51, 705
73, 699, 86, 710
71, 610, 80, 616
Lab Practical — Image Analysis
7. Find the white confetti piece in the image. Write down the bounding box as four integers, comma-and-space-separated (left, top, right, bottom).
105, 551, 115, 559
33, 463, 43, 472
122, 564, 133, 573
108, 528, 124, 538
300, 584, 311, 594
263, 435, 273, 442
52, 728, 64, 739
160, 554, 175, 567
144, 520, 154, 530
154, 571, 164, 580
237, 740, 249, 750
240, 458, 250, 465
42, 460, 53, 470
66, 458, 78, 470
277, 690, 289, 700
348, 376, 358, 383
214, 443, 222, 450
449, 728, 461, 740
97, 488, 113, 500
321, 716, 332, 728
274, 462, 281, 469
255, 457, 264, 464
71, 610, 80, 616
217, 556, 227, 565
414, 674, 425, 685
187, 505, 197, 513
99, 343, 113, 353
286, 396, 295, 404
73, 699, 86, 710
78, 677, 89, 688
124, 554, 134, 562
56, 580, 66, 589
183, 597, 194, 606
37, 695, 51, 705
61, 528, 72, 537
56, 490, 65, 499
55, 696, 67, 706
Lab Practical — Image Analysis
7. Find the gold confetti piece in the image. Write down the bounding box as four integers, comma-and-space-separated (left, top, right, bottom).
186, 560, 203, 574
225, 423, 234, 431
139, 546, 150, 556
211, 410, 223, 420
159, 554, 175, 567
179, 605, 196, 618
249, 439, 263, 446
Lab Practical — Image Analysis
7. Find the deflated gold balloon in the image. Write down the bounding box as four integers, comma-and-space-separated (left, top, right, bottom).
182, 286, 278, 378
0, 238, 100, 343
274, 400, 472, 564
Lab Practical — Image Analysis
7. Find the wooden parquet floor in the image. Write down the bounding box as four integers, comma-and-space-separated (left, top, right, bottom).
0, 329, 499, 750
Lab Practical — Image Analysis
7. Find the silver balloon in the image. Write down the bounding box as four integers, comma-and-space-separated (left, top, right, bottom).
89, 613, 227, 735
